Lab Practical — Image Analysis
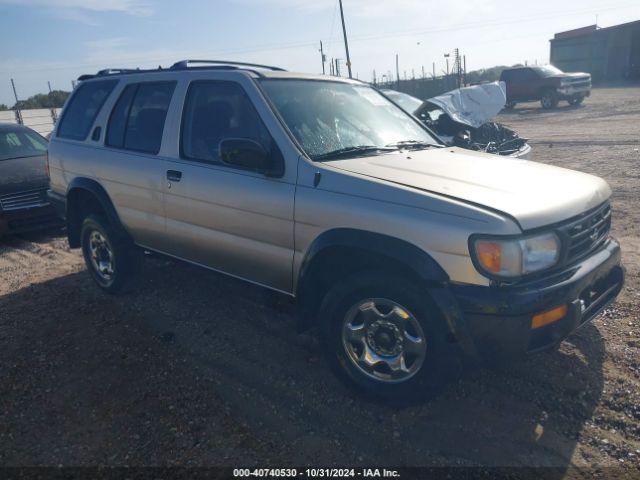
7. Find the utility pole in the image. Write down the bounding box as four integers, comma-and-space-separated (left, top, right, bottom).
421, 65, 425, 79
395, 54, 400, 88
372, 69, 376, 85
463, 55, 467, 86
338, 0, 352, 78
47, 81, 52, 93
432, 62, 436, 79
319, 41, 326, 74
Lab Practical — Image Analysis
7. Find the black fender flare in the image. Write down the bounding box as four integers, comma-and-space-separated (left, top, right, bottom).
66, 177, 130, 247
297, 228, 449, 290
296, 228, 477, 355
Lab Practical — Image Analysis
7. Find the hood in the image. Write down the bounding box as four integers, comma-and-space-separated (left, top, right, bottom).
425, 81, 506, 128
556, 72, 590, 79
327, 148, 610, 230
0, 154, 49, 197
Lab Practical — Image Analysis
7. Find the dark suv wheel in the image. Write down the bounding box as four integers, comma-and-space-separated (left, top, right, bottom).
319, 271, 451, 401
80, 214, 140, 293
568, 95, 584, 106
540, 89, 559, 109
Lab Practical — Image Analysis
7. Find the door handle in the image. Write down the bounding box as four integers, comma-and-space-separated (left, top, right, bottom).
166, 170, 182, 182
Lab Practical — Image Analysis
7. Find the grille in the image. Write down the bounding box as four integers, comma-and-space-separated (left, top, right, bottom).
560, 202, 611, 264
0, 189, 49, 212
566, 77, 591, 88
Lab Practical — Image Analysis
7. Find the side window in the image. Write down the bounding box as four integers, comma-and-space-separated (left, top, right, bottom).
511, 70, 525, 82
106, 81, 176, 154
57, 80, 117, 140
181, 81, 272, 164
106, 84, 137, 148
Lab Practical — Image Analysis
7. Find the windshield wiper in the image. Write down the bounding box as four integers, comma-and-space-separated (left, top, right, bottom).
312, 145, 396, 161
386, 140, 439, 150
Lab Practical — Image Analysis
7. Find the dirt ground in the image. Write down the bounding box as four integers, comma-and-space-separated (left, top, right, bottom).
1, 87, 639, 475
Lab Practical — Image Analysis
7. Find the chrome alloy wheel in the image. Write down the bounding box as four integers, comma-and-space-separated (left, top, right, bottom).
341, 298, 427, 383
88, 230, 114, 281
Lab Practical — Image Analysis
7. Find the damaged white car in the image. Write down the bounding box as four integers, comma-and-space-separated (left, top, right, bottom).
382, 82, 531, 159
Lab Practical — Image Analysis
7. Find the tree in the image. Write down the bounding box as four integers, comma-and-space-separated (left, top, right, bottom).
0, 104, 8, 111
13, 90, 70, 110
465, 64, 524, 85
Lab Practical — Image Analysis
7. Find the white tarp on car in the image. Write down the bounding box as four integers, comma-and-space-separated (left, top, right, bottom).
426, 81, 506, 128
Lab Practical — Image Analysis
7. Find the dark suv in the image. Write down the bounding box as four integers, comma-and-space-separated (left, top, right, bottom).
500, 65, 591, 109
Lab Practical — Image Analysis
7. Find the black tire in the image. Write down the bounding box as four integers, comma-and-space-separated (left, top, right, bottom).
319, 271, 454, 402
568, 95, 584, 106
504, 101, 516, 110
80, 214, 140, 294
540, 90, 558, 109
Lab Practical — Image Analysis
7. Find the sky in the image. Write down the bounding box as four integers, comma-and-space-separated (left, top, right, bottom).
0, 0, 638, 106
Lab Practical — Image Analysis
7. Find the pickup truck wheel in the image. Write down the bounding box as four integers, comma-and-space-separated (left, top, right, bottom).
540, 90, 559, 109
81, 214, 140, 294
319, 272, 450, 401
568, 95, 584, 106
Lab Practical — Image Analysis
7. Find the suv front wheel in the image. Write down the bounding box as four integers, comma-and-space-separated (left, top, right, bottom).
319, 271, 451, 401
81, 214, 140, 294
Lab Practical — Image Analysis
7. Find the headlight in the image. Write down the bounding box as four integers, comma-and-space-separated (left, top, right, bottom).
471, 232, 560, 279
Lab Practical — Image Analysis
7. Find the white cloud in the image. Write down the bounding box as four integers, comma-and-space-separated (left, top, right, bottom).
0, 0, 153, 16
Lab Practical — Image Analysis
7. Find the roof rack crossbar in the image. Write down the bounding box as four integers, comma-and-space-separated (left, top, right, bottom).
170, 59, 285, 72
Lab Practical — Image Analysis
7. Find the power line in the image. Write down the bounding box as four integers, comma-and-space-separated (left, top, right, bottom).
1, 1, 635, 76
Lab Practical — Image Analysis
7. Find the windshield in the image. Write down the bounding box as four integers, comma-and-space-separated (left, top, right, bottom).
533, 65, 563, 77
259, 79, 438, 160
382, 90, 424, 114
0, 128, 48, 161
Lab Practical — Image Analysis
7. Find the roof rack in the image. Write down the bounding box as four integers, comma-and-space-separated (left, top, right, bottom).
169, 59, 286, 72
97, 68, 141, 76
77, 59, 285, 82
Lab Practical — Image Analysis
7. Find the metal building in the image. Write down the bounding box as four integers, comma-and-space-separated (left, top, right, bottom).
550, 20, 640, 81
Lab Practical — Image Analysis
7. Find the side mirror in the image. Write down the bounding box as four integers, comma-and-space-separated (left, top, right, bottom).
219, 138, 284, 177
219, 138, 269, 173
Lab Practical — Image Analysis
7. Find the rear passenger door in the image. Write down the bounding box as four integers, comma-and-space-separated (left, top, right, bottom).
161, 78, 296, 293
95, 80, 176, 249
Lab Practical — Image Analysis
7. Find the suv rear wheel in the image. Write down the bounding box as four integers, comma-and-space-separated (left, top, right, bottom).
81, 214, 140, 293
319, 271, 450, 401
540, 89, 559, 109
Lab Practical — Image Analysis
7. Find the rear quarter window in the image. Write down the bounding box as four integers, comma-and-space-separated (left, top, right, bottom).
57, 80, 118, 141
106, 81, 176, 155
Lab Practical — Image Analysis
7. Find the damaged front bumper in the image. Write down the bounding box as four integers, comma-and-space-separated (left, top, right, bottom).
450, 238, 623, 359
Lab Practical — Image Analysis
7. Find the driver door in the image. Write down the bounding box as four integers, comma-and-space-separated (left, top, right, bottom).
161, 79, 296, 293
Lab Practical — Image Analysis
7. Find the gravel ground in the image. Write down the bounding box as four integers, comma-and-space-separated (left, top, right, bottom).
1, 87, 639, 475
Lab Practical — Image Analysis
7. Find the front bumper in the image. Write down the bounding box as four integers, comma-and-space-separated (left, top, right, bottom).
450, 238, 624, 359
0, 204, 61, 236
557, 86, 591, 98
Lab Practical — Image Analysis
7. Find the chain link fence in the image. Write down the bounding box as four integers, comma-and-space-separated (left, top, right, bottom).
0, 108, 61, 137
